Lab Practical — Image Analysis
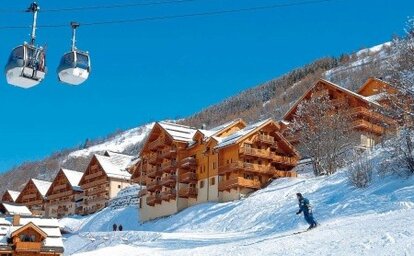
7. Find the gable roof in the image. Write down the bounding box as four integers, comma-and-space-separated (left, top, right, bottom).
61, 169, 83, 188
215, 118, 276, 149
31, 179, 52, 198
357, 77, 397, 96
283, 78, 381, 120
4, 190, 20, 202
94, 154, 132, 179
11, 222, 48, 239
158, 121, 197, 142
196, 118, 246, 139
104, 151, 137, 169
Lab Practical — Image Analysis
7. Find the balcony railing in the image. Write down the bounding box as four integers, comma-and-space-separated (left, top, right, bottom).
85, 186, 109, 196
81, 177, 108, 189
273, 170, 297, 178
178, 172, 197, 183
218, 161, 275, 175
160, 190, 177, 201
178, 187, 198, 198
350, 107, 395, 125
218, 177, 261, 191
148, 154, 158, 164
147, 137, 166, 151
147, 168, 163, 178
270, 153, 299, 166
84, 170, 104, 180
353, 119, 385, 135
161, 174, 177, 187
180, 157, 197, 169
161, 161, 177, 173
84, 195, 108, 205
15, 242, 41, 252
256, 134, 275, 144
146, 194, 162, 206
147, 180, 162, 192
160, 148, 177, 159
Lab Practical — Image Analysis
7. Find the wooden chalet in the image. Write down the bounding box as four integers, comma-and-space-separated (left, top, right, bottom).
79, 151, 135, 215
139, 119, 298, 222
1, 190, 20, 203
15, 179, 52, 217
215, 118, 299, 201
45, 168, 84, 218
0, 215, 64, 255
282, 78, 396, 149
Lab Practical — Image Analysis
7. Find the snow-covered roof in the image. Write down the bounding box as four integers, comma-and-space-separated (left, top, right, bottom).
215, 119, 272, 149
31, 179, 52, 198
104, 151, 137, 169
61, 169, 83, 188
5, 190, 20, 202
95, 154, 132, 179
0, 202, 32, 216
159, 122, 197, 142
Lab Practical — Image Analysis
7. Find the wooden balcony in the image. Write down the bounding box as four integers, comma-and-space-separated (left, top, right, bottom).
270, 153, 299, 166
255, 134, 275, 144
161, 174, 177, 187
85, 186, 109, 196
351, 107, 395, 125
15, 242, 41, 252
180, 157, 197, 169
218, 177, 261, 191
53, 183, 67, 191
84, 195, 108, 205
147, 137, 166, 151
160, 190, 177, 201
146, 194, 162, 206
160, 148, 177, 159
284, 133, 300, 144
218, 161, 275, 175
148, 154, 158, 164
239, 147, 270, 159
147, 180, 162, 192
178, 172, 197, 184
178, 187, 198, 198
21, 194, 37, 200
147, 168, 163, 178
161, 161, 177, 173
81, 177, 108, 189
353, 119, 385, 135
84, 170, 104, 180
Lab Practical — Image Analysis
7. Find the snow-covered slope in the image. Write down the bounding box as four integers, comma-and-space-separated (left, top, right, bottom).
62, 147, 414, 256
67, 123, 154, 159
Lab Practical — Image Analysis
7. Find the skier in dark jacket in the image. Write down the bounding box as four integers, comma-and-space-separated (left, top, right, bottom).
113, 224, 117, 231
296, 193, 318, 230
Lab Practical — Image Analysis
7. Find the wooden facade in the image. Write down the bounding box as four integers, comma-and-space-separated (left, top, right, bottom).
79, 152, 134, 215
15, 179, 51, 217
45, 169, 84, 218
1, 190, 20, 203
282, 78, 397, 149
215, 119, 299, 201
139, 119, 299, 222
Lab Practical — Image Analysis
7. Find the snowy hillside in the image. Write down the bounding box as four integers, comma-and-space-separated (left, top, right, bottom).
61, 147, 414, 256
67, 123, 154, 159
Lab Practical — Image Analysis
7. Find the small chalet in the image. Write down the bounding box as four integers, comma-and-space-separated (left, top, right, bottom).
15, 179, 52, 217
1, 190, 20, 203
0, 215, 64, 255
79, 151, 136, 215
45, 168, 84, 218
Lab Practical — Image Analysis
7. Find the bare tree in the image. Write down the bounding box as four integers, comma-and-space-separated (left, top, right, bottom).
348, 152, 374, 188
290, 91, 355, 175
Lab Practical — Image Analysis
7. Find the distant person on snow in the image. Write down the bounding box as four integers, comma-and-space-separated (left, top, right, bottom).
118, 224, 123, 231
296, 193, 318, 230
113, 224, 117, 231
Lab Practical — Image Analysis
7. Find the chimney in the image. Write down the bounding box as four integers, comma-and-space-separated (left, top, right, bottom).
12, 214, 20, 226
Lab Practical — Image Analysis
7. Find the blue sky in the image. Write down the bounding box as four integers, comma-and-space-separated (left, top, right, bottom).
0, 0, 412, 173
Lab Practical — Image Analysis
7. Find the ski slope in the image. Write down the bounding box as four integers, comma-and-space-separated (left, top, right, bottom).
62, 148, 414, 255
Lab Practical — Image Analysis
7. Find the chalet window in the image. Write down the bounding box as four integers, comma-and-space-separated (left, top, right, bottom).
200, 180, 205, 188
226, 160, 230, 164
118, 185, 121, 189
20, 234, 35, 242
213, 162, 216, 169
210, 177, 215, 185
244, 173, 253, 180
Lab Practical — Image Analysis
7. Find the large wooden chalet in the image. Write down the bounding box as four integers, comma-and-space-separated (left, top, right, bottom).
282, 78, 396, 149
215, 118, 299, 201
0, 215, 64, 256
1, 190, 20, 203
139, 119, 299, 222
15, 179, 52, 217
45, 168, 84, 218
79, 151, 136, 215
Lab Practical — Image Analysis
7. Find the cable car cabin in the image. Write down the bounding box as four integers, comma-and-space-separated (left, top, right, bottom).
57, 50, 90, 85
5, 44, 46, 89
